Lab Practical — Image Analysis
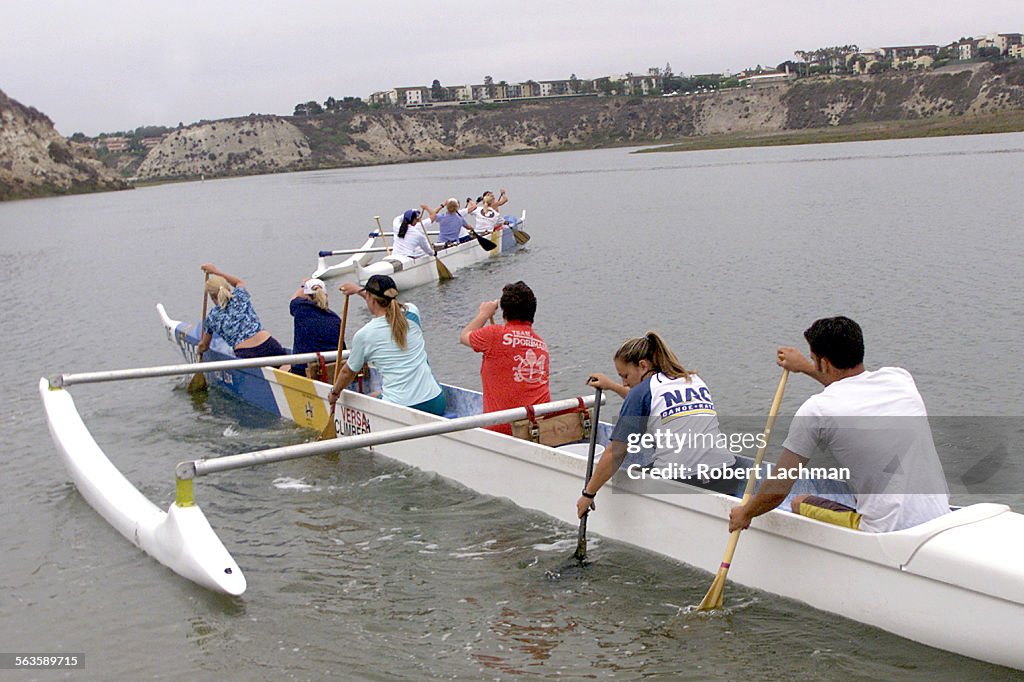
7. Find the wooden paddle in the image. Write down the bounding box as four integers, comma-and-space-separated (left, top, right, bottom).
318, 293, 350, 441
697, 368, 789, 611
502, 209, 528, 244
573, 386, 603, 562
429, 217, 453, 280
186, 273, 210, 393
509, 213, 530, 245
434, 253, 453, 280
374, 216, 391, 256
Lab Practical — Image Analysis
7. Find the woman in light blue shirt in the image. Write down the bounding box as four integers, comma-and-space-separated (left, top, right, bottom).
328, 275, 446, 415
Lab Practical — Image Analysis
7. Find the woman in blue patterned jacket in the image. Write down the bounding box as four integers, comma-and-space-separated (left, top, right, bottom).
197, 263, 288, 364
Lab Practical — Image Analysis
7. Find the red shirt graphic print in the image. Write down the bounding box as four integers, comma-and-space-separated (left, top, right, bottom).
469, 321, 551, 434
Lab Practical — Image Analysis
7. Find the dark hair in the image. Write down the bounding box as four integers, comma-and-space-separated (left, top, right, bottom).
398, 210, 419, 239
500, 281, 537, 323
614, 331, 691, 380
803, 316, 864, 369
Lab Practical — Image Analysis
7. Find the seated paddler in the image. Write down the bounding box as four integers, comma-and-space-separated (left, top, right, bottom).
289, 277, 342, 376
328, 275, 446, 416
577, 332, 740, 520
729, 316, 951, 534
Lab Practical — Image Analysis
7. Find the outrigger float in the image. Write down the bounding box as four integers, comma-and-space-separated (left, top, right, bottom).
36, 304, 1024, 671
312, 211, 528, 289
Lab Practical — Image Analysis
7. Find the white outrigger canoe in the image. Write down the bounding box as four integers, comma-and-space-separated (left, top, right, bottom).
311, 234, 379, 281
36, 305, 1024, 671
312, 211, 528, 290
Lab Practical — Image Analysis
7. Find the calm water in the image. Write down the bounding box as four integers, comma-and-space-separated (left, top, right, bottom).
2, 135, 1023, 680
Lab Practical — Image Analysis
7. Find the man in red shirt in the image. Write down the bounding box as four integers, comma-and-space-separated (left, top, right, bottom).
459, 281, 551, 434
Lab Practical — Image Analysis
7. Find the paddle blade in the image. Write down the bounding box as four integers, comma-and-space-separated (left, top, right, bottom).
699, 528, 742, 610
573, 512, 590, 562
186, 371, 207, 393
513, 229, 531, 245
474, 232, 498, 251
435, 256, 453, 280
573, 535, 587, 563
318, 410, 337, 440
697, 568, 727, 611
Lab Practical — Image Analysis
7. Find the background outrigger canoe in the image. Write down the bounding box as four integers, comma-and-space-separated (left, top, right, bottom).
313, 211, 527, 289
35, 304, 1024, 671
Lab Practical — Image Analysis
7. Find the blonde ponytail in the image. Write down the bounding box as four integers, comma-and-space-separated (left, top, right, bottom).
205, 275, 234, 309
311, 287, 329, 311
379, 297, 409, 349
614, 331, 691, 380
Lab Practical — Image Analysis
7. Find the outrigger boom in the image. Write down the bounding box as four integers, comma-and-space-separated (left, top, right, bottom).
176, 395, 604, 480
42, 362, 604, 599
50, 350, 350, 388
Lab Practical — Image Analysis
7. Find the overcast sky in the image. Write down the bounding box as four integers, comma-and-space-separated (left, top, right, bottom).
1, 1, 1018, 136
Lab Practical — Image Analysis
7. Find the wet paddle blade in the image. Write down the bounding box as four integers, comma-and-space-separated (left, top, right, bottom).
472, 230, 498, 251
512, 229, 531, 245
572, 535, 587, 563
318, 406, 337, 441
186, 371, 207, 393
435, 256, 453, 280
189, 274, 210, 394
697, 569, 727, 611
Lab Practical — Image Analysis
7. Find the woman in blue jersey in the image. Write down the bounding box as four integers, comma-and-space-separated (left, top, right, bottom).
327, 275, 446, 416
577, 332, 738, 519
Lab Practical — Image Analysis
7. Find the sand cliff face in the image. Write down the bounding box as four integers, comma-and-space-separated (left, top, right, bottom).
5, 62, 1023, 196
135, 116, 311, 180
0, 89, 127, 200
132, 63, 1024, 182
129, 87, 796, 181
780, 62, 1024, 127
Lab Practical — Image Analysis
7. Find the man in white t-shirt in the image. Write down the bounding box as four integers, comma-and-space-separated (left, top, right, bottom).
729, 316, 950, 533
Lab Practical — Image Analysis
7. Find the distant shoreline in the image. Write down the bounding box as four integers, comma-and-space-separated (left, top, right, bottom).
637, 110, 1024, 153
104, 112, 1024, 191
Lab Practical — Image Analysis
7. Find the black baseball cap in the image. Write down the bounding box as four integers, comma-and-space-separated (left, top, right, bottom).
364, 274, 399, 300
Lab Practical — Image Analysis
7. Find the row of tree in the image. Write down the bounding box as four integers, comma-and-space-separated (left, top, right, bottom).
294, 96, 367, 117
69, 124, 178, 143
786, 42, 1014, 76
